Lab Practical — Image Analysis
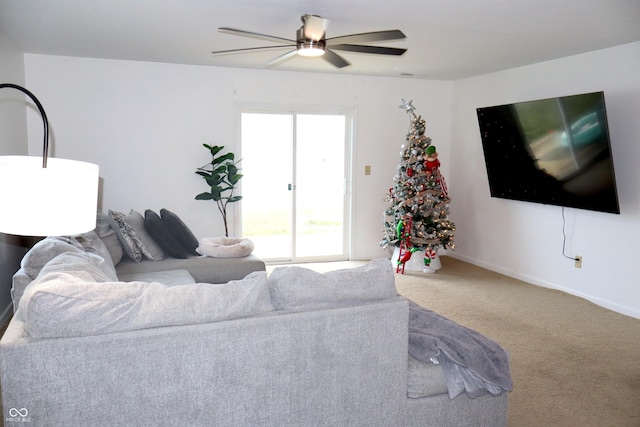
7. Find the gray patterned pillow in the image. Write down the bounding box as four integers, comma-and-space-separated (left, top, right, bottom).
107, 210, 143, 262
124, 210, 165, 261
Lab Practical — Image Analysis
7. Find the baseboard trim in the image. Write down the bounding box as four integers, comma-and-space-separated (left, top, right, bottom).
449, 253, 640, 320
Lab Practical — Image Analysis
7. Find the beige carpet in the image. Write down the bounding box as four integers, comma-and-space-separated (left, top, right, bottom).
282, 257, 640, 427
2, 258, 639, 426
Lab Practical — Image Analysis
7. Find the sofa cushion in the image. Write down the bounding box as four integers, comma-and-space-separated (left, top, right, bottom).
407, 355, 449, 398
144, 210, 190, 259
107, 210, 144, 262
117, 269, 196, 286
34, 251, 118, 283
15, 251, 119, 322
74, 231, 119, 280
268, 258, 397, 310
95, 210, 124, 265
123, 209, 165, 261
20, 236, 84, 279
21, 271, 273, 338
160, 208, 199, 255
115, 253, 265, 284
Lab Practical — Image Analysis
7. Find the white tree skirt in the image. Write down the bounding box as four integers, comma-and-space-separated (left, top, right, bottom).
391, 247, 442, 273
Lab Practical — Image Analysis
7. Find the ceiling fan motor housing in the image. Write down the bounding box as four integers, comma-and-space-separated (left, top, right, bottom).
296, 26, 326, 56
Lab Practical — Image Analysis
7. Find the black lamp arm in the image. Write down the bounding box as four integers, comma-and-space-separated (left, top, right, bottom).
0, 83, 49, 168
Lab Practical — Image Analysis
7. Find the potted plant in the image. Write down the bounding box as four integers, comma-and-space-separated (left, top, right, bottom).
195, 144, 243, 237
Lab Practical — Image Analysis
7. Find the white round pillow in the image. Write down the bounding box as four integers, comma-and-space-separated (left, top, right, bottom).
196, 237, 255, 258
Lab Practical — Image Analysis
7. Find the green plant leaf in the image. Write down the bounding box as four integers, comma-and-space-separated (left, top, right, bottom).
228, 196, 242, 203
205, 176, 224, 187
207, 145, 224, 157
212, 152, 234, 166
229, 173, 243, 185
195, 192, 214, 200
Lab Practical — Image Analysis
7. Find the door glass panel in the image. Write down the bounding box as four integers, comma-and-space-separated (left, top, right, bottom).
240, 113, 292, 260
295, 114, 346, 258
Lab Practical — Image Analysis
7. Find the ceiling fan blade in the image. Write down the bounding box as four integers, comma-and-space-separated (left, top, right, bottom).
301, 15, 329, 41
323, 49, 351, 68
264, 50, 298, 68
326, 29, 406, 46
218, 27, 295, 45
329, 44, 407, 56
211, 45, 295, 56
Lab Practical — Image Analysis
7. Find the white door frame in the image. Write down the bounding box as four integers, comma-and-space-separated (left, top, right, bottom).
235, 103, 354, 263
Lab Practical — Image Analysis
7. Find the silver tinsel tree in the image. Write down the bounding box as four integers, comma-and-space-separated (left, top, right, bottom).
380, 99, 455, 271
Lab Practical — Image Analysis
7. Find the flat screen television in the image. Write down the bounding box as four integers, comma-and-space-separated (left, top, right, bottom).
476, 91, 620, 214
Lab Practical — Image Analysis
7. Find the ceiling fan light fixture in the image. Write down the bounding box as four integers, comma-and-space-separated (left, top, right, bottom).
215, 15, 406, 69
296, 40, 325, 57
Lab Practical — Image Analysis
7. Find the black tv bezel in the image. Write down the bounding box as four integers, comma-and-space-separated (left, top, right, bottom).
476, 91, 620, 215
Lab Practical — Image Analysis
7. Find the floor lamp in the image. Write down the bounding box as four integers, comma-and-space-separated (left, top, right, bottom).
0, 83, 99, 237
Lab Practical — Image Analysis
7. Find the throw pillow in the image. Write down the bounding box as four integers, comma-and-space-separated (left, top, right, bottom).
20, 236, 84, 279
123, 210, 165, 261
95, 210, 123, 265
160, 208, 199, 255
144, 210, 190, 259
107, 210, 144, 262
22, 271, 274, 338
268, 258, 398, 310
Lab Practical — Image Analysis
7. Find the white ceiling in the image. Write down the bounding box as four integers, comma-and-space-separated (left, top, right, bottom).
1, 0, 639, 80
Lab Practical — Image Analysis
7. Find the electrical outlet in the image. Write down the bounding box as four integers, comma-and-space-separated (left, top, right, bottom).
575, 256, 582, 268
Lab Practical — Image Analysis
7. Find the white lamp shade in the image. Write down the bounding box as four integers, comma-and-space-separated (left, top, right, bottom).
0, 156, 99, 236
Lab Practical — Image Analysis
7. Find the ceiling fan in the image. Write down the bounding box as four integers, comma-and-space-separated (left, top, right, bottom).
211, 14, 407, 69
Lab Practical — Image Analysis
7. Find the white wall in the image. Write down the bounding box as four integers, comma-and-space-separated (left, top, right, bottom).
0, 29, 29, 324
450, 42, 640, 319
0, 30, 27, 155
23, 54, 453, 261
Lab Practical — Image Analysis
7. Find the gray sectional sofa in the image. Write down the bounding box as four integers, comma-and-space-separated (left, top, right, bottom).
9, 210, 266, 314
1, 229, 509, 426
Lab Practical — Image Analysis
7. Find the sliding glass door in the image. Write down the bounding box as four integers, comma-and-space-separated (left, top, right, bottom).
240, 109, 351, 262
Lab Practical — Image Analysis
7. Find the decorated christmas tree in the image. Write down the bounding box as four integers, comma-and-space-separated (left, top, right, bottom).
380, 99, 456, 273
